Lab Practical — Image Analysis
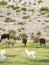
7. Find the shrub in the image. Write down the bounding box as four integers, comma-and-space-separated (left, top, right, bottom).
44, 20, 49, 22
9, 33, 17, 40
0, 15, 3, 17
16, 10, 20, 12
38, 20, 41, 22
37, 0, 43, 3
7, 5, 14, 8
40, 7, 49, 12
29, 9, 34, 13
36, 31, 41, 35
8, 30, 16, 34
4, 17, 15, 22
21, 8, 27, 11
13, 6, 20, 10
18, 22, 25, 25
33, 3, 36, 5
22, 16, 30, 19
20, 33, 28, 39
18, 28, 21, 32
0, 1, 7, 6
23, 12, 27, 14
6, 12, 11, 15
21, 27, 25, 30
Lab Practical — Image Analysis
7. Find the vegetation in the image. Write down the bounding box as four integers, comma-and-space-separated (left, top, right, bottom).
8, 30, 16, 34
37, 0, 43, 3
36, 31, 41, 35
22, 16, 30, 19
21, 8, 27, 11
20, 33, 28, 39
9, 33, 17, 40
40, 7, 49, 13
29, 9, 34, 13
13, 6, 20, 10
16, 10, 20, 12
6, 12, 11, 15
44, 20, 49, 22
7, 5, 14, 9
4, 17, 15, 22
18, 22, 25, 25
0, 1, 7, 6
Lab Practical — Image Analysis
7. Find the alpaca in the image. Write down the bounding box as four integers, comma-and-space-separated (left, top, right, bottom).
5, 38, 16, 46
25, 49, 36, 60
0, 50, 6, 61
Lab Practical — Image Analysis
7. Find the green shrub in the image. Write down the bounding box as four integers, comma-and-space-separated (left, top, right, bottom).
6, 12, 11, 15
20, 33, 28, 39
44, 20, 49, 22
18, 22, 25, 25
0, 15, 3, 17
22, 16, 30, 19
21, 8, 27, 11
40, 7, 49, 12
33, 3, 36, 5
29, 9, 34, 13
8, 30, 16, 34
18, 28, 21, 32
16, 10, 20, 12
0, 1, 7, 6
36, 31, 41, 35
23, 12, 27, 14
21, 27, 25, 30
9, 33, 17, 39
37, 0, 43, 3
4, 17, 15, 22
7, 5, 14, 8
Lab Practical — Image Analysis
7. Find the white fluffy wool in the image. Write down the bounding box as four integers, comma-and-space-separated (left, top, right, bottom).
25, 49, 36, 59
0, 50, 6, 61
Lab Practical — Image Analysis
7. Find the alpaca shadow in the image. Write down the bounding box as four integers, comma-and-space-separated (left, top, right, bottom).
33, 59, 49, 63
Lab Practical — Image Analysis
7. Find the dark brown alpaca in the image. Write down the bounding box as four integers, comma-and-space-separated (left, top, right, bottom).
0, 33, 9, 42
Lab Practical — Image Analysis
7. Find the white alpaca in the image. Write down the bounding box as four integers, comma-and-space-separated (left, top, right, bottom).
25, 49, 36, 59
0, 50, 6, 61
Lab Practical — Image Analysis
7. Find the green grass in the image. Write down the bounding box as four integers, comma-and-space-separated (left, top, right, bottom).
0, 42, 49, 65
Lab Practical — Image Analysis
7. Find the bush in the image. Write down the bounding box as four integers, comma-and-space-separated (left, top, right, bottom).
7, 5, 14, 8
0, 1, 7, 6
44, 20, 49, 22
22, 16, 30, 19
36, 31, 41, 35
8, 30, 16, 34
13, 6, 20, 10
21, 8, 27, 11
20, 33, 28, 39
6, 12, 11, 15
16, 10, 20, 12
18, 22, 25, 25
9, 33, 17, 40
4, 17, 15, 22
29, 9, 34, 13
40, 7, 49, 13
37, 0, 43, 3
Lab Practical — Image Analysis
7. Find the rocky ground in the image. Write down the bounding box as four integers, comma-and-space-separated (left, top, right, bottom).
0, 0, 49, 39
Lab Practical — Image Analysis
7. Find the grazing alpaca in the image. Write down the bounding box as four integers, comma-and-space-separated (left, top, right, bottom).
0, 33, 9, 42
25, 49, 36, 60
5, 39, 16, 46
0, 50, 6, 61
22, 39, 27, 46
39, 38, 46, 47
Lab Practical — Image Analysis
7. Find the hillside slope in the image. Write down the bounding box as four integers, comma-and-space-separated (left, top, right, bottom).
0, 0, 49, 39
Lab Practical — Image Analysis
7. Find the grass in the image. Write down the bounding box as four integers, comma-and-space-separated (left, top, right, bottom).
0, 42, 49, 65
